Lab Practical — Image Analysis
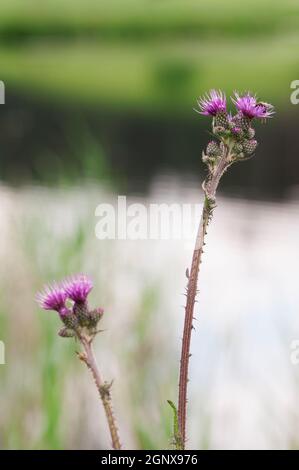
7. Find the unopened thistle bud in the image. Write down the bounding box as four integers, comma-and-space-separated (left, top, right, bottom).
58, 326, 75, 338
231, 126, 243, 139
73, 302, 89, 327
214, 111, 229, 129
88, 307, 104, 331
242, 139, 258, 155
239, 115, 251, 131
206, 141, 221, 157
59, 307, 79, 330
230, 112, 249, 132
233, 142, 244, 155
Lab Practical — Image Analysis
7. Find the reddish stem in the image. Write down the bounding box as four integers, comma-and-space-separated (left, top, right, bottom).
178, 145, 230, 447
79, 333, 121, 450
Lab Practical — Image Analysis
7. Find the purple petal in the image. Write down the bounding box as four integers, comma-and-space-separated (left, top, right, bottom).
196, 89, 227, 116
36, 283, 67, 312
63, 274, 93, 303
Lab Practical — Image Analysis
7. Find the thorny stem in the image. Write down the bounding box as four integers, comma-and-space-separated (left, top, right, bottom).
178, 143, 231, 447
78, 333, 121, 450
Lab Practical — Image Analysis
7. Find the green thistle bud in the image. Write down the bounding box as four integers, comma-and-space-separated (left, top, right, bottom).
239, 115, 251, 131
231, 115, 242, 127
73, 301, 89, 327
58, 326, 75, 338
233, 143, 243, 154
230, 126, 244, 140
242, 139, 257, 155
232, 114, 251, 132
87, 307, 104, 331
206, 141, 221, 157
214, 111, 229, 128
60, 312, 79, 330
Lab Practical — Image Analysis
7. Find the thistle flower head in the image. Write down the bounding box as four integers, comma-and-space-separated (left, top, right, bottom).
196, 89, 226, 116
36, 274, 103, 337
63, 274, 93, 303
36, 284, 67, 313
232, 92, 274, 119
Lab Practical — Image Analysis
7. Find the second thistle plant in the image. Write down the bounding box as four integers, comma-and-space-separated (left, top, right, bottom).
36, 274, 121, 450
176, 90, 274, 448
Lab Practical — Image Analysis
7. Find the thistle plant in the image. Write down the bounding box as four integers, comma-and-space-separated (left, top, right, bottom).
36, 274, 121, 450
176, 90, 274, 448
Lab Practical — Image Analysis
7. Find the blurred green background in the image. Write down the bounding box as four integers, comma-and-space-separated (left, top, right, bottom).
1, 0, 299, 450
0, 0, 298, 196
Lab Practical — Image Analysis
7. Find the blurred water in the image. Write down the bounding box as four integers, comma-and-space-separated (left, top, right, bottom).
0, 180, 299, 449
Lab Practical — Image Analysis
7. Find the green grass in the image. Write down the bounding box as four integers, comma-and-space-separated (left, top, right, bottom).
0, 193, 95, 449
0, 186, 179, 449
0, 0, 298, 39
0, 0, 297, 113
0, 33, 297, 113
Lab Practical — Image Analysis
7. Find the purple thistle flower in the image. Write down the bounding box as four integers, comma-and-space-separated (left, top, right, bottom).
63, 274, 93, 303
196, 89, 226, 116
36, 283, 67, 313
232, 92, 274, 119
